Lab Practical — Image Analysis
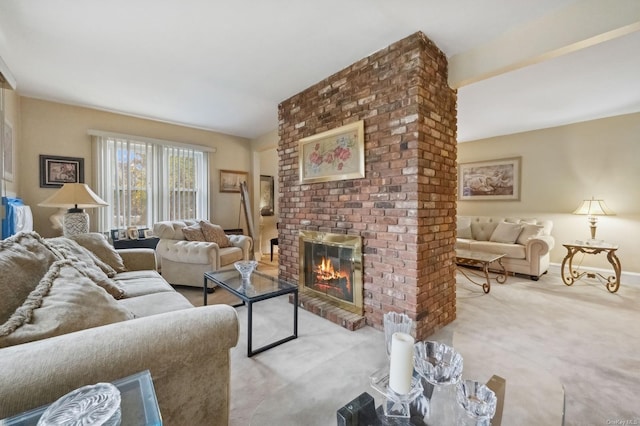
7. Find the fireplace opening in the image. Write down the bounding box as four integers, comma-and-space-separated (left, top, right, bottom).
299, 231, 363, 315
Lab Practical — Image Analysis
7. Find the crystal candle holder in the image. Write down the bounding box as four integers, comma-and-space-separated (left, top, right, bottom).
383, 312, 413, 358
370, 366, 423, 419
456, 380, 497, 426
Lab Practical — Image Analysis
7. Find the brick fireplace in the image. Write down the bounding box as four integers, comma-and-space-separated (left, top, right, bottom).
277, 31, 457, 340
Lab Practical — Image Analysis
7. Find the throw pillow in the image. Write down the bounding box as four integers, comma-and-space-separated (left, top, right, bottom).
0, 232, 60, 324
490, 222, 524, 244
71, 233, 127, 273
46, 237, 125, 299
200, 221, 231, 248
470, 222, 499, 241
516, 224, 545, 245
182, 224, 206, 241
457, 226, 472, 239
0, 260, 134, 348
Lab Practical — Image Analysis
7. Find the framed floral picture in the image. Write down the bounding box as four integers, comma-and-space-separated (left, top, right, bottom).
299, 120, 365, 184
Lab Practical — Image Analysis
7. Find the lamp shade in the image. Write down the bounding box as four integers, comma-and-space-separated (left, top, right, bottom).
572, 197, 615, 216
38, 183, 108, 209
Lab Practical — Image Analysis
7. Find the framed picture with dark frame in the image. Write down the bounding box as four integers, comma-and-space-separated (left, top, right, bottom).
39, 155, 85, 188
260, 175, 274, 216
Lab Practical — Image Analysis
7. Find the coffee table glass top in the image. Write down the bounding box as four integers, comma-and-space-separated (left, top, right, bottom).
456, 248, 505, 263
205, 268, 297, 301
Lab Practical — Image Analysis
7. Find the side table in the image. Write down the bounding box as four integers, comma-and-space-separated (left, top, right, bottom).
113, 237, 160, 250
561, 240, 621, 293
1, 370, 162, 425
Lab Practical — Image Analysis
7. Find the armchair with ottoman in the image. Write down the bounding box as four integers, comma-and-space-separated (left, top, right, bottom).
153, 220, 252, 288
0, 231, 239, 424
456, 216, 555, 280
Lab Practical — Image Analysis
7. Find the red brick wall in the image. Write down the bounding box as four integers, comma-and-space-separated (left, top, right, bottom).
278, 32, 457, 340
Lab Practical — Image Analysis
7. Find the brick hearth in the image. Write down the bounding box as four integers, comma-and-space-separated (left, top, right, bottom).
278, 31, 457, 340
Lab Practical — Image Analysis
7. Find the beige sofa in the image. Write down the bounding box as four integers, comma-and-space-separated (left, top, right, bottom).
153, 220, 252, 288
0, 232, 239, 425
456, 216, 555, 280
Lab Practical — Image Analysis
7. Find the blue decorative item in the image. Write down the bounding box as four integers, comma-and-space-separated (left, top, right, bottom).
2, 197, 33, 239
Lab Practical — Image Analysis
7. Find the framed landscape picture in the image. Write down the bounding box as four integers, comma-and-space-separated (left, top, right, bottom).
260, 175, 274, 216
39, 155, 85, 188
299, 120, 365, 184
219, 169, 248, 193
458, 157, 521, 201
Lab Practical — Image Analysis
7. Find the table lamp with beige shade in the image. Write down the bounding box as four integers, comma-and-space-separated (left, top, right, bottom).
39, 183, 108, 237
572, 196, 615, 240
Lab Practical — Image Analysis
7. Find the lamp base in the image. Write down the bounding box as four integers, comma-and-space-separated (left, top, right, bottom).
63, 210, 89, 237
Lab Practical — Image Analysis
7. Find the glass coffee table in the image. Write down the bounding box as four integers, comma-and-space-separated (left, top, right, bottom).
456, 249, 507, 293
204, 268, 298, 357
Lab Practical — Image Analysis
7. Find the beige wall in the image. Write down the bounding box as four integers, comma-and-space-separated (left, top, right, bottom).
18, 97, 252, 237
1, 88, 20, 196
458, 111, 640, 276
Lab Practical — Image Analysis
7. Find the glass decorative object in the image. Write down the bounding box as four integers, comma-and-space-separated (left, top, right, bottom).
234, 260, 258, 282
456, 380, 497, 426
37, 382, 121, 426
383, 311, 413, 358
414, 341, 464, 425
370, 366, 423, 419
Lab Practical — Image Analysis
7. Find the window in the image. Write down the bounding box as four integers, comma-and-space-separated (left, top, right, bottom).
92, 132, 210, 231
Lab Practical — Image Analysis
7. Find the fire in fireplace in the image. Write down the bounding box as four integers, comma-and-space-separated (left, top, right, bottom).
299, 231, 363, 315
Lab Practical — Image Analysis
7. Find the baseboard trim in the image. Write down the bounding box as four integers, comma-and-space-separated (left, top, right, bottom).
548, 263, 640, 287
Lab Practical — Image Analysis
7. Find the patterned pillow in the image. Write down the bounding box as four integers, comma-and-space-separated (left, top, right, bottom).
200, 221, 231, 248
0, 260, 134, 348
182, 224, 206, 241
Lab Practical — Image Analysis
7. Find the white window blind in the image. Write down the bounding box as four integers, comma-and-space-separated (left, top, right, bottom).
91, 132, 210, 231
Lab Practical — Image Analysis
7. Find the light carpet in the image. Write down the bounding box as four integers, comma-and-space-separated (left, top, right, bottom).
176, 262, 640, 426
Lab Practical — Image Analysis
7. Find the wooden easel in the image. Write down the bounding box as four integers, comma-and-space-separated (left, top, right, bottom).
239, 181, 256, 260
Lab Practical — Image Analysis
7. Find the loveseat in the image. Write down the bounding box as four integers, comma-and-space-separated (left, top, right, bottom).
0, 231, 239, 425
154, 220, 252, 288
456, 216, 555, 280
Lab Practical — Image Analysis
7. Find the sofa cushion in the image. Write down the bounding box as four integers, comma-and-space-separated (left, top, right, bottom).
153, 220, 199, 240
115, 270, 176, 297
72, 233, 127, 273
200, 221, 231, 248
471, 222, 498, 241
0, 260, 134, 348
117, 292, 193, 317
517, 224, 545, 245
0, 232, 60, 324
47, 237, 125, 299
219, 247, 244, 266
469, 241, 526, 259
490, 222, 523, 244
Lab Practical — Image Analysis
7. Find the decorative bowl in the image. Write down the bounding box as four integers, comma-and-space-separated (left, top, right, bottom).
414, 341, 463, 385
234, 260, 258, 281
456, 379, 497, 422
37, 382, 121, 426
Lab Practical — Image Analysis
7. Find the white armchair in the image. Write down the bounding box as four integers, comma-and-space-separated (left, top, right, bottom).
153, 220, 252, 288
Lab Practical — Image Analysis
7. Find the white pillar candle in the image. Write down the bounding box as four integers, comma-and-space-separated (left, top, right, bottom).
388, 332, 414, 395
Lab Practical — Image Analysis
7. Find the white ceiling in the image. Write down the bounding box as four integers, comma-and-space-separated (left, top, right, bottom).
0, 0, 639, 141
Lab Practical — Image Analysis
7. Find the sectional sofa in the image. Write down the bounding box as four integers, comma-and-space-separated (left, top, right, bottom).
0, 231, 238, 424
